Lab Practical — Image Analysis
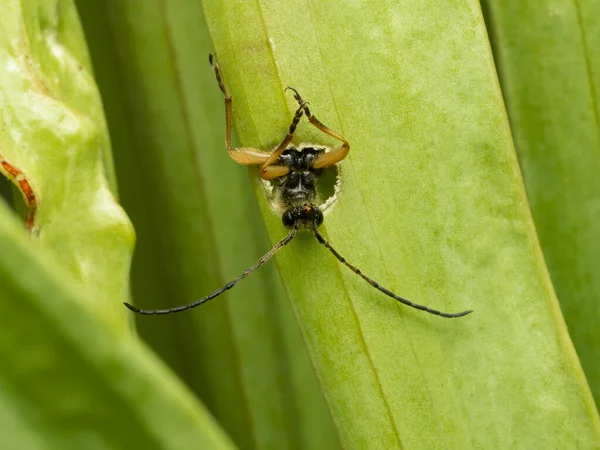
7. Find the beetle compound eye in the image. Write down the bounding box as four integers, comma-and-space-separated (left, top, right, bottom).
314, 208, 324, 228
282, 210, 295, 228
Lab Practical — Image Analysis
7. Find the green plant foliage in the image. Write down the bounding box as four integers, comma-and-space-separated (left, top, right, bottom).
0, 0, 133, 329
482, 0, 600, 405
0, 0, 234, 447
202, 0, 600, 447
74, 0, 340, 448
0, 202, 235, 449
2, 0, 600, 448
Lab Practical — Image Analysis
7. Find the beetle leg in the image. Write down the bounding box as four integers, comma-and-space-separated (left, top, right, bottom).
285, 87, 350, 169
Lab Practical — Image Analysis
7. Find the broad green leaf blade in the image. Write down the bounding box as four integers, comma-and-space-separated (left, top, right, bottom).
75, 1, 340, 448
203, 0, 600, 448
481, 0, 600, 405
0, 202, 235, 449
0, 0, 133, 329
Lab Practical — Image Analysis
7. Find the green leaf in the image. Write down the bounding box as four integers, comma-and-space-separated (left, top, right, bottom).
74, 1, 340, 448
8, 0, 594, 447
0, 1, 235, 447
0, 201, 235, 449
482, 0, 600, 405
0, 0, 133, 330
202, 0, 600, 447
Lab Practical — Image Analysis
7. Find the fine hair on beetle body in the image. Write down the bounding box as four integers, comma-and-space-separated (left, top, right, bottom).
123, 53, 472, 319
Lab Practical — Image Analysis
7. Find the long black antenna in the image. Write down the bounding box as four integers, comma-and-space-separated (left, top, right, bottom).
313, 229, 472, 318
124, 227, 298, 315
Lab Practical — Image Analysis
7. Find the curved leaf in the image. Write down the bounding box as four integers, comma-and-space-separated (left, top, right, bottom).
0, 0, 133, 330
202, 0, 600, 447
0, 201, 235, 449
482, 0, 600, 405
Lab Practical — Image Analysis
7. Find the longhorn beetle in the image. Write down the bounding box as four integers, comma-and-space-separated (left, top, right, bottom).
124, 54, 472, 319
